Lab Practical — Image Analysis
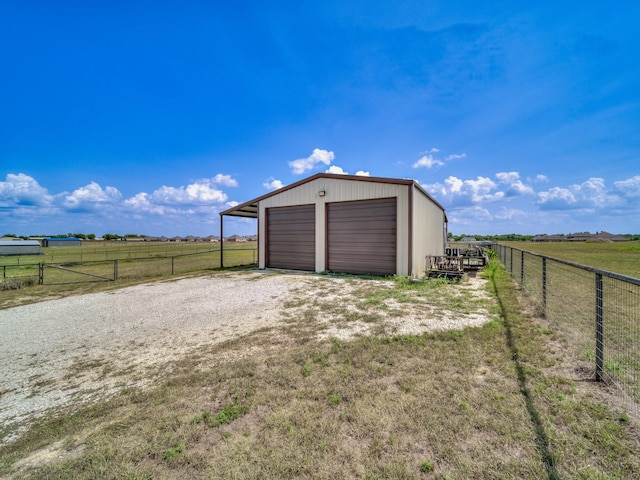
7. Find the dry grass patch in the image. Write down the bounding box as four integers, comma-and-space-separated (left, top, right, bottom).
1, 267, 639, 479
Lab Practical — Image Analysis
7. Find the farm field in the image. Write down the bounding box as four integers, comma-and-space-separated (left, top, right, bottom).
500, 241, 640, 279
0, 242, 257, 308
497, 241, 640, 421
0, 240, 257, 265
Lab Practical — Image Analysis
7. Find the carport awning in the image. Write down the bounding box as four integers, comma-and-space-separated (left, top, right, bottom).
220, 201, 258, 218
219, 199, 259, 268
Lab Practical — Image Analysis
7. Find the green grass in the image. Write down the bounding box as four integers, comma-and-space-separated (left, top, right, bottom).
498, 242, 640, 415
501, 241, 640, 278
0, 242, 257, 309
1, 263, 638, 479
0, 241, 258, 265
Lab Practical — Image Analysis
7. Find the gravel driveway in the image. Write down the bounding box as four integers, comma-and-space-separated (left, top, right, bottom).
0, 271, 493, 446
0, 272, 306, 445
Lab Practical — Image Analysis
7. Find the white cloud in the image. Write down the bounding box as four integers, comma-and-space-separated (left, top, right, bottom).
574, 177, 613, 207
64, 182, 122, 209
412, 148, 466, 169
263, 178, 284, 190
123, 192, 166, 214
614, 175, 640, 198
326, 165, 347, 175
494, 207, 528, 220
536, 178, 620, 210
148, 180, 228, 205
495, 172, 520, 184
449, 175, 502, 203
0, 173, 53, 206
355, 170, 370, 176
289, 148, 335, 174
533, 174, 549, 183
212, 174, 238, 187
425, 172, 536, 208
536, 187, 577, 209
495, 172, 534, 196
413, 154, 444, 169
446, 205, 493, 226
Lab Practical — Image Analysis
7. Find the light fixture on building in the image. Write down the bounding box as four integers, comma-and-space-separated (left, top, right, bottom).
318, 190, 326, 197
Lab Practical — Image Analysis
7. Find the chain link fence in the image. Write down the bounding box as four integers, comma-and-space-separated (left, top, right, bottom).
496, 243, 640, 418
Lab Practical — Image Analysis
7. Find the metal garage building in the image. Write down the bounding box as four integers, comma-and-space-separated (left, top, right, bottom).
43, 237, 82, 247
0, 240, 42, 256
220, 173, 447, 277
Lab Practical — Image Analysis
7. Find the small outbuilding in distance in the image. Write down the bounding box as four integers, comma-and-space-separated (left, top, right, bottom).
220, 173, 447, 277
0, 240, 42, 256
43, 237, 82, 247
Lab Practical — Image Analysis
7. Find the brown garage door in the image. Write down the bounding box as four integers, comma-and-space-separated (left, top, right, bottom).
266, 204, 315, 271
327, 198, 397, 275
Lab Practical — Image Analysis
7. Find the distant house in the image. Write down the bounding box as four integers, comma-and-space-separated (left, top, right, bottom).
532, 234, 566, 242
0, 240, 42, 256
594, 231, 628, 242
567, 232, 593, 242
43, 237, 82, 247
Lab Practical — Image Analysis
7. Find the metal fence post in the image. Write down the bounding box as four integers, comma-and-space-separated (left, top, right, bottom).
510, 248, 513, 274
542, 257, 547, 310
595, 273, 604, 382
114, 259, 118, 280
3, 265, 5, 279
520, 250, 524, 284
171, 256, 175, 275
39, 263, 44, 285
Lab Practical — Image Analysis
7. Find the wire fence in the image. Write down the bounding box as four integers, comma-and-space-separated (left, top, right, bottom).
1, 247, 257, 286
495, 243, 640, 418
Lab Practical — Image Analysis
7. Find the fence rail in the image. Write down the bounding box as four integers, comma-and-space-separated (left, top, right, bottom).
495, 243, 640, 418
1, 247, 257, 286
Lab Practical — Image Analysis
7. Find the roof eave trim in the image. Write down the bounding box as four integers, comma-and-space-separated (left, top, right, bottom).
220, 173, 446, 217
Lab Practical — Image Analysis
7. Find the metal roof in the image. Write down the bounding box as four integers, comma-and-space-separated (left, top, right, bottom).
220, 173, 447, 220
0, 240, 41, 246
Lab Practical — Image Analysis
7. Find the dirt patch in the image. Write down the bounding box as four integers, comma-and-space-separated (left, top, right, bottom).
0, 272, 495, 447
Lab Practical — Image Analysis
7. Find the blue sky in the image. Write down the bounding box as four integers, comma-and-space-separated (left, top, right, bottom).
1, 1, 639, 237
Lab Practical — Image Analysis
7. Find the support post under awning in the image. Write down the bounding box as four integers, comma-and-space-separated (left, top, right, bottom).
220, 213, 224, 268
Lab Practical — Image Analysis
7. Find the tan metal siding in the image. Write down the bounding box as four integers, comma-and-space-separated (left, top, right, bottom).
258, 177, 412, 274
327, 198, 397, 275
266, 205, 315, 270
411, 184, 446, 276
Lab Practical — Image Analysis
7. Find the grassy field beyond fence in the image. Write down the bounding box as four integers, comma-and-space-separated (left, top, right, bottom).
1, 241, 257, 265
499, 241, 640, 279
0, 242, 257, 305
496, 242, 640, 421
